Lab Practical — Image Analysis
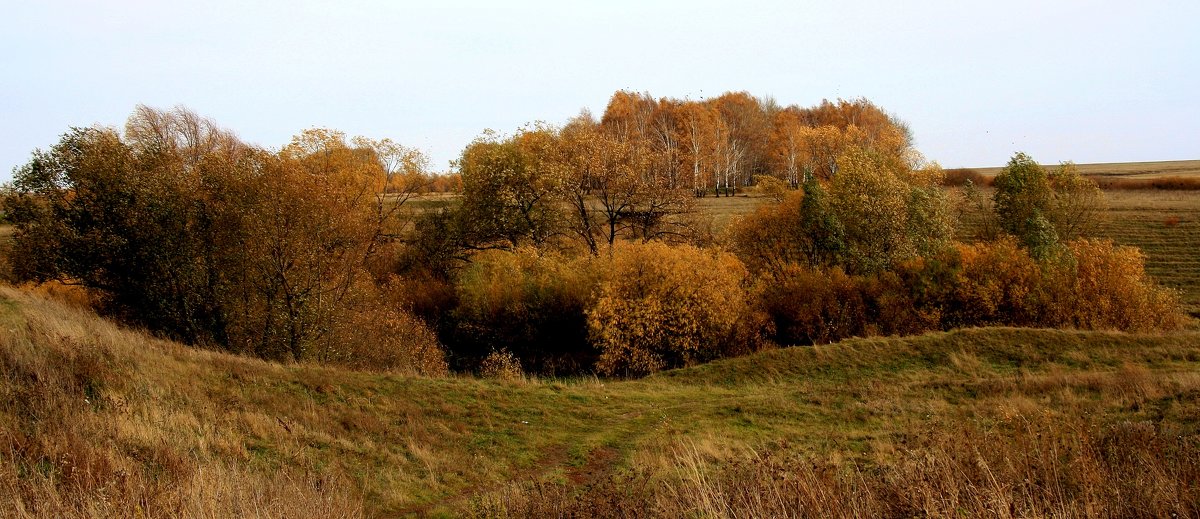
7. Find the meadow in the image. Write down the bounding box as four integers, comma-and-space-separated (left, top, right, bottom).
3, 285, 1199, 517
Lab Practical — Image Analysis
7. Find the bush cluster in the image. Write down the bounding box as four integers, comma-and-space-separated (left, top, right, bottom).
756, 237, 1183, 346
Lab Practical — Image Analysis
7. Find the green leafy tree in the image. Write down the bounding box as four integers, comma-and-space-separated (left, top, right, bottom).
993, 152, 1056, 254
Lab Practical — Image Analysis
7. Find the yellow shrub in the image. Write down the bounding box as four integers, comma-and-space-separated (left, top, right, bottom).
452, 247, 598, 374
951, 237, 1041, 327
1061, 239, 1184, 331
588, 242, 751, 376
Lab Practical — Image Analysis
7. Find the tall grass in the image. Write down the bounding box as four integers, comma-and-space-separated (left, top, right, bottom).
4, 285, 1199, 517
476, 367, 1200, 518
0, 287, 364, 518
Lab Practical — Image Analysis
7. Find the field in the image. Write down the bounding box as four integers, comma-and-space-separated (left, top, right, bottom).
1093, 190, 1200, 316
969, 159, 1200, 179
3, 286, 1200, 517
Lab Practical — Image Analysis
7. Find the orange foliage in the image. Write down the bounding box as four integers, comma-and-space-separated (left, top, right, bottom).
588, 242, 753, 376
1059, 239, 1184, 331
755, 265, 869, 346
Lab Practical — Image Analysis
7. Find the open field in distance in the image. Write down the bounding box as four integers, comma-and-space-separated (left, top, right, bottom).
968, 159, 1200, 179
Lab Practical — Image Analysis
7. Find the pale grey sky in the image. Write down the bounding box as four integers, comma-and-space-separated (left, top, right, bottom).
2, 0, 1197, 180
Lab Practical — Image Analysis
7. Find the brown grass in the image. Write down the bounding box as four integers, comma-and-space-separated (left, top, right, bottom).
0, 287, 364, 518
4, 282, 1200, 516
476, 363, 1200, 518
1093, 176, 1200, 190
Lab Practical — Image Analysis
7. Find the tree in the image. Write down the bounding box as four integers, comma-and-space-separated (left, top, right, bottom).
993, 152, 1056, 254
678, 102, 722, 196
992, 153, 1103, 257
768, 109, 808, 188
5, 116, 249, 346
1047, 161, 1104, 240
4, 106, 443, 369
456, 128, 567, 249
710, 92, 773, 189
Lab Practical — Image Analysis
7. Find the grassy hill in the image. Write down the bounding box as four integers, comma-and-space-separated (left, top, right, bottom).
3, 287, 1199, 517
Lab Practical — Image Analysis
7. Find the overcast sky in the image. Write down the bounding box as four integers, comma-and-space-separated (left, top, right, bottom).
2, 0, 1196, 180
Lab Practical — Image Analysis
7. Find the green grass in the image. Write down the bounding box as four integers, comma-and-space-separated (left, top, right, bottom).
3, 286, 1199, 516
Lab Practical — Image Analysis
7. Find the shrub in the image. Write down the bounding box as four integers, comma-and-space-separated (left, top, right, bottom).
320, 305, 448, 376
1059, 239, 1184, 331
941, 167, 992, 187
755, 264, 869, 346
949, 237, 1041, 327
451, 248, 598, 374
873, 253, 961, 336
730, 190, 809, 274
1093, 176, 1200, 190
479, 349, 524, 380
588, 242, 753, 376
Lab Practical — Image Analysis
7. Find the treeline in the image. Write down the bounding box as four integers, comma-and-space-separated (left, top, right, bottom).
2, 95, 1186, 378
598, 91, 912, 194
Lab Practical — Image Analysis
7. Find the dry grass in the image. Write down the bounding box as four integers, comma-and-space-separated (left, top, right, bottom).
476, 327, 1200, 517
1093, 176, 1200, 190
0, 287, 364, 518
5, 287, 1200, 516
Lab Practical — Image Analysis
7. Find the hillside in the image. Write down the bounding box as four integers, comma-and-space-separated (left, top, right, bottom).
3, 287, 1199, 517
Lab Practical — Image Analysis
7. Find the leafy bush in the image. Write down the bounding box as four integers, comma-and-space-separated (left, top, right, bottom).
320, 305, 448, 376
451, 247, 598, 374
1057, 239, 1184, 331
755, 265, 869, 346
479, 349, 524, 380
588, 242, 754, 376
948, 237, 1041, 327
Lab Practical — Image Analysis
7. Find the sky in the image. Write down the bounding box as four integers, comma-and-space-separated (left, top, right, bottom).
2, 0, 1197, 181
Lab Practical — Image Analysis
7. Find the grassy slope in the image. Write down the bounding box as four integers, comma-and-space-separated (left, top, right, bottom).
3, 287, 1200, 517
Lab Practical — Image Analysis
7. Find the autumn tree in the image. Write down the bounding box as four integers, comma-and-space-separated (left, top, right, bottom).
1047, 161, 1105, 240
710, 91, 774, 189
768, 109, 808, 187
456, 128, 567, 249
678, 101, 723, 196
830, 147, 953, 273
4, 106, 445, 370
4, 112, 250, 345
